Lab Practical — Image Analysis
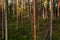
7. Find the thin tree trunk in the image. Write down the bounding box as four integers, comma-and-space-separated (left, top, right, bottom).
50, 0, 53, 40
4, 0, 8, 40
30, 3, 33, 32
58, 0, 60, 17
42, 0, 45, 19
58, 6, 59, 17
43, 6, 45, 19
37, 18, 40, 32
22, 0, 24, 10
12, 0, 15, 17
1, 0, 5, 39
16, 0, 18, 30
21, 0, 24, 29
33, 0, 37, 40
28, 0, 30, 17
44, 0, 48, 18
16, 0, 18, 40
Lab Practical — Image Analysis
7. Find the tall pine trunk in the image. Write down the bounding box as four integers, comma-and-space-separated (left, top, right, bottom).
16, 0, 18, 40
21, 0, 24, 28
1, 0, 5, 39
50, 0, 53, 40
16, 0, 18, 31
5, 0, 8, 40
33, 0, 37, 40
42, 0, 45, 19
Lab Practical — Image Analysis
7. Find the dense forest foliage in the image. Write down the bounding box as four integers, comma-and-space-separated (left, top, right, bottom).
0, 0, 60, 40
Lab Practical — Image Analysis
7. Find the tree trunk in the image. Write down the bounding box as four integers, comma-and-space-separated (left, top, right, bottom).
5, 0, 8, 40
12, 0, 15, 17
21, 0, 24, 28
16, 0, 18, 30
33, 0, 37, 40
28, 0, 30, 17
1, 0, 5, 39
16, 0, 18, 40
42, 6, 45, 19
42, 0, 45, 19
50, 0, 53, 40
58, 0, 60, 17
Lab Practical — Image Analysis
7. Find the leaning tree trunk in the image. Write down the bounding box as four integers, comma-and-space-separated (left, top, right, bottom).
33, 0, 37, 40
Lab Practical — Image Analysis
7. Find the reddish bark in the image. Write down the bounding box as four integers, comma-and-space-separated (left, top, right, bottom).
33, 0, 37, 40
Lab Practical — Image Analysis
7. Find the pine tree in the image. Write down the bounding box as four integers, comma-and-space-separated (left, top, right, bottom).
33, 0, 37, 40
15, 0, 18, 40
16, 0, 18, 30
50, 0, 53, 40
1, 0, 5, 39
5, 0, 8, 40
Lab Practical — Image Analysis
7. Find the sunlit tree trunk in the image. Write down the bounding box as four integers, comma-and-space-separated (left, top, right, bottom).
43, 7, 45, 19
42, 0, 45, 19
44, 0, 48, 18
2, 0, 8, 40
50, 0, 53, 40
22, 0, 23, 9
33, 0, 37, 40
